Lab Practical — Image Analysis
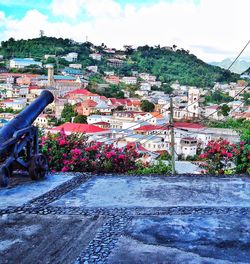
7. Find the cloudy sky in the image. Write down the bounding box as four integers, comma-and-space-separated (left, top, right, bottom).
0, 0, 249, 62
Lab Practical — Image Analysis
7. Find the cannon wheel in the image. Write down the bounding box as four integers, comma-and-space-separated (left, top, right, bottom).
29, 154, 48, 180
0, 166, 10, 187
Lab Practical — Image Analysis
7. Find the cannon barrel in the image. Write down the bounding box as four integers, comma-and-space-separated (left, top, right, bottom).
0, 90, 54, 145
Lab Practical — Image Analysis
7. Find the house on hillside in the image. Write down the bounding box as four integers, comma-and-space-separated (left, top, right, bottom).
141, 112, 168, 125
61, 52, 78, 62
204, 105, 223, 120
121, 77, 137, 85
104, 75, 120, 85
89, 53, 102, 61
87, 114, 112, 124
48, 122, 111, 137
9, 58, 42, 69
66, 89, 100, 104
107, 59, 124, 68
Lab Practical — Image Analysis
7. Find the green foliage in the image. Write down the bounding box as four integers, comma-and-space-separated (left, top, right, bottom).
157, 151, 171, 161
88, 74, 105, 85
235, 142, 250, 174
140, 100, 155, 112
218, 104, 231, 116
0, 107, 22, 114
74, 115, 87, 124
0, 37, 239, 87
242, 93, 250, 105
90, 84, 124, 98
61, 103, 76, 122
131, 161, 172, 175
130, 46, 238, 87
204, 91, 234, 104
151, 84, 173, 94
206, 118, 250, 139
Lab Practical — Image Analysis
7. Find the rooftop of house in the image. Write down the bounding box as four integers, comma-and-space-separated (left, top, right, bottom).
67, 89, 98, 96
148, 112, 164, 119
51, 122, 109, 134
135, 125, 168, 131
36, 75, 76, 81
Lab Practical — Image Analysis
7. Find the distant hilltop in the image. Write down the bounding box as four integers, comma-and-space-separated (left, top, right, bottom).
210, 58, 250, 74
0, 36, 239, 87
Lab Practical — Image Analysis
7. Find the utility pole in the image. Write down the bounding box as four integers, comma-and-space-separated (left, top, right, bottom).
169, 96, 176, 174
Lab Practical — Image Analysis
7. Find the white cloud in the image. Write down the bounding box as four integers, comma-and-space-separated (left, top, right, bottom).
1, 0, 250, 62
50, 0, 122, 19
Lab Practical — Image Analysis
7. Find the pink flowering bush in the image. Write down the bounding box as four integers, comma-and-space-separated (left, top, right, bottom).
198, 139, 236, 174
40, 130, 139, 173
199, 138, 250, 174
235, 141, 250, 174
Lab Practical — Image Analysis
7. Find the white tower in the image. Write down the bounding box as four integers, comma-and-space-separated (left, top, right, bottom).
46, 64, 55, 86
187, 88, 200, 118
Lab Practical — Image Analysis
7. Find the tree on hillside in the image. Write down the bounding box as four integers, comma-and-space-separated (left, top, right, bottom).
140, 100, 155, 112
61, 104, 76, 122
74, 115, 87, 124
219, 104, 231, 116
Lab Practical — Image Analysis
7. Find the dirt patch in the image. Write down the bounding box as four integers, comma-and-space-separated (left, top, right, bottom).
0, 213, 105, 264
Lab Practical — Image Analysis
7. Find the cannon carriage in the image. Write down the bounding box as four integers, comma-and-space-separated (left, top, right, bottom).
0, 90, 54, 187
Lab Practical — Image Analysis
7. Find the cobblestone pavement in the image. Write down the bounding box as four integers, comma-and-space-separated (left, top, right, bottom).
0, 173, 250, 264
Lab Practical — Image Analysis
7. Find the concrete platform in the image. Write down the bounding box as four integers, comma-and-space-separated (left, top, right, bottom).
0, 214, 105, 264
0, 173, 250, 263
51, 175, 250, 208
0, 173, 74, 209
107, 214, 250, 263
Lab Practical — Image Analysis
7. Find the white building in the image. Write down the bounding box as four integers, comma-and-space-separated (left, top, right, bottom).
187, 87, 200, 118
34, 114, 49, 128
89, 53, 102, 61
204, 105, 222, 120
86, 66, 98, 73
87, 115, 112, 124
179, 137, 197, 158
69, 64, 82, 69
0, 98, 27, 111
121, 77, 137, 85
61, 52, 78, 62
140, 82, 151, 91
9, 58, 42, 69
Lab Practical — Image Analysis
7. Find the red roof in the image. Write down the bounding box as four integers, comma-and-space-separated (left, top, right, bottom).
66, 89, 97, 96
0, 73, 39, 78
100, 96, 108, 101
135, 122, 204, 131
51, 123, 109, 134
1, 99, 14, 103
127, 142, 148, 152
29, 85, 39, 90
93, 121, 110, 125
174, 122, 205, 129
81, 99, 98, 107
116, 99, 128, 105
135, 125, 169, 131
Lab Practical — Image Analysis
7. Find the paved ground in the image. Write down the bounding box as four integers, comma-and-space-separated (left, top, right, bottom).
0, 173, 250, 264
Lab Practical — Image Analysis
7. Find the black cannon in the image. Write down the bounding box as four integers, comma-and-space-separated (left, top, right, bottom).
0, 90, 54, 187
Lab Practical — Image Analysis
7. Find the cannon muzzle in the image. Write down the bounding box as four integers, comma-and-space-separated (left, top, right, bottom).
0, 90, 54, 145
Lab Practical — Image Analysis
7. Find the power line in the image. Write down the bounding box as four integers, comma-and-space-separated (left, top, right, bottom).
175, 39, 250, 115
227, 40, 250, 71
97, 39, 250, 146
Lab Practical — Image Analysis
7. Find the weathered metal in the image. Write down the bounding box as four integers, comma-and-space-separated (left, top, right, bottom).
0, 90, 54, 187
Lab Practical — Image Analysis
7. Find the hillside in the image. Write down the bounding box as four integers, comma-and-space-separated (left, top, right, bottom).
210, 58, 250, 74
242, 66, 250, 75
0, 37, 239, 87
